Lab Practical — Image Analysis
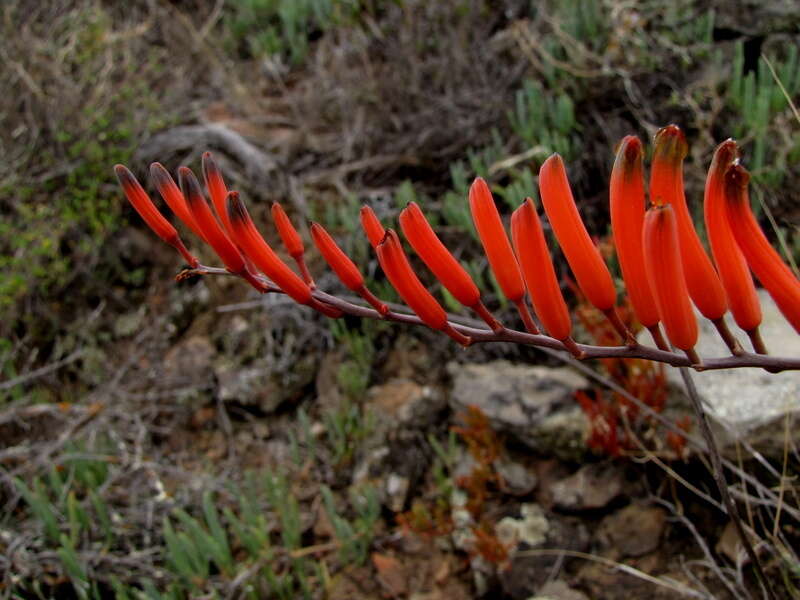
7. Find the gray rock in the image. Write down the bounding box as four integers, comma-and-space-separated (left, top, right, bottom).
648, 290, 800, 457
496, 456, 538, 496
368, 379, 445, 428
551, 462, 625, 511
531, 580, 590, 600
448, 361, 590, 460
596, 503, 666, 558
164, 335, 216, 391
215, 351, 317, 413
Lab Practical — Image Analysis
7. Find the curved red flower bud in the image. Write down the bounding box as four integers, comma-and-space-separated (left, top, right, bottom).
360, 206, 385, 249
650, 125, 727, 321
201, 152, 231, 234
468, 178, 526, 304
272, 202, 314, 286
226, 192, 313, 305
400, 202, 503, 331
539, 154, 616, 312
643, 204, 699, 356
400, 201, 502, 331
376, 230, 470, 345
511, 198, 578, 350
310, 222, 388, 315
610, 136, 660, 328
724, 164, 800, 334
149, 162, 207, 243
399, 202, 480, 307
114, 165, 198, 267
705, 140, 762, 337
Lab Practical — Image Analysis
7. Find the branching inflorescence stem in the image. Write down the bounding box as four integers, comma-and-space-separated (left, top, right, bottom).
117, 125, 800, 374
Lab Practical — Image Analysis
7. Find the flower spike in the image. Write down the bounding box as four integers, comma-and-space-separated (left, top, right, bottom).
272, 202, 315, 287
310, 222, 388, 315
609, 137, 668, 350
724, 164, 800, 335
114, 165, 198, 267
400, 201, 502, 331
705, 140, 764, 353
149, 162, 208, 243
539, 154, 630, 342
376, 230, 470, 345
178, 167, 266, 292
469, 177, 539, 334
360, 206, 386, 249
643, 204, 700, 363
511, 198, 582, 357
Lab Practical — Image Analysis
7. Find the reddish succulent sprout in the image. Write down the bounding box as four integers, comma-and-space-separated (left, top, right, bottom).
724, 164, 800, 335
360, 206, 386, 249
178, 167, 267, 292
510, 198, 583, 358
310, 222, 388, 315
469, 177, 539, 334
399, 201, 502, 332
226, 192, 341, 317
650, 126, 729, 318
705, 140, 764, 352
609, 136, 668, 350
376, 230, 471, 345
539, 154, 630, 342
149, 162, 208, 243
643, 204, 699, 361
114, 165, 198, 267
272, 202, 315, 287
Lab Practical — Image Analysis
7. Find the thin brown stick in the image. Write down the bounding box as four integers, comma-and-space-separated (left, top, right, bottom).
178, 265, 800, 372
677, 367, 777, 600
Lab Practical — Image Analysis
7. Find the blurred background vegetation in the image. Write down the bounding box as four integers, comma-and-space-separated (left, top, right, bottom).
1, 0, 798, 598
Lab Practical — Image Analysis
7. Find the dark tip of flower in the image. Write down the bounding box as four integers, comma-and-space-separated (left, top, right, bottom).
654, 124, 688, 161
724, 163, 750, 193
113, 164, 133, 183
226, 191, 247, 222
178, 167, 203, 205
621, 135, 642, 161
377, 229, 392, 247
713, 139, 739, 167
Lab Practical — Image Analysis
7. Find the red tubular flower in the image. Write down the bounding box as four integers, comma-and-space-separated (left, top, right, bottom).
469, 178, 538, 334
149, 162, 208, 243
310, 222, 388, 315
376, 230, 470, 345
226, 192, 312, 301
650, 125, 728, 321
511, 198, 582, 356
643, 204, 699, 358
609, 138, 661, 324
114, 165, 198, 267
705, 140, 763, 346
272, 202, 315, 286
360, 206, 386, 249
400, 201, 502, 331
539, 154, 631, 342
724, 164, 800, 334
201, 152, 232, 235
